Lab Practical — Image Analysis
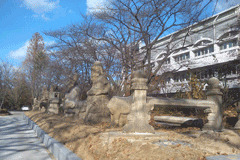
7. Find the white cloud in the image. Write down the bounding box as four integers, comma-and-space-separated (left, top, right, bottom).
9, 40, 55, 60
22, 0, 59, 14
87, 0, 107, 13
215, 0, 240, 13
45, 41, 55, 46
9, 41, 30, 60
21, 0, 60, 20
33, 13, 50, 21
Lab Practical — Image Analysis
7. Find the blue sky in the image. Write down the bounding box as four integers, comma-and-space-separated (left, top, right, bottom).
0, 0, 239, 67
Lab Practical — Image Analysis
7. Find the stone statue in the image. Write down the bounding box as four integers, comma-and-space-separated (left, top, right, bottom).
107, 96, 132, 127
87, 61, 111, 96
48, 85, 62, 114
39, 85, 49, 112
66, 74, 78, 93
84, 61, 111, 123
32, 97, 40, 111
108, 70, 154, 133
234, 104, 240, 129
63, 75, 86, 116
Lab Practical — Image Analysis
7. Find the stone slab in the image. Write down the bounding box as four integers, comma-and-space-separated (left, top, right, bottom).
155, 122, 182, 127
154, 116, 200, 124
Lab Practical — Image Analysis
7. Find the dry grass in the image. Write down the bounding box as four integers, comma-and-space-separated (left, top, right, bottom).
25, 111, 240, 160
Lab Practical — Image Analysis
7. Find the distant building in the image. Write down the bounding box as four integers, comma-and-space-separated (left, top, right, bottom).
148, 5, 240, 96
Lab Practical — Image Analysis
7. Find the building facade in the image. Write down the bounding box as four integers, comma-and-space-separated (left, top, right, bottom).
149, 5, 240, 96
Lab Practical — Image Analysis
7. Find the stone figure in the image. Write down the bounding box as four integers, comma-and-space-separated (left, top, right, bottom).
32, 97, 40, 111
66, 74, 78, 93
64, 86, 87, 116
49, 85, 58, 100
48, 85, 62, 114
234, 104, 240, 129
87, 61, 111, 96
39, 85, 49, 112
84, 61, 111, 123
107, 96, 132, 127
107, 70, 154, 130
63, 75, 86, 116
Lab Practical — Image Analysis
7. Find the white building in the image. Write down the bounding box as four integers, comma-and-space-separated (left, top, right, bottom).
149, 5, 240, 96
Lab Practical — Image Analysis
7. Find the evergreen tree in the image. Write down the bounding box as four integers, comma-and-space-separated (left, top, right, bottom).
23, 32, 48, 99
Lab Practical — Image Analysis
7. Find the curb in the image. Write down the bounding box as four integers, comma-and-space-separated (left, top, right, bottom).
23, 114, 82, 160
206, 154, 240, 160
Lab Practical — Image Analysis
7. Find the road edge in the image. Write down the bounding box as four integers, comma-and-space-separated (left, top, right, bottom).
23, 113, 82, 160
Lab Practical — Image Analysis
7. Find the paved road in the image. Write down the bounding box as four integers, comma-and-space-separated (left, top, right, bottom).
0, 111, 53, 160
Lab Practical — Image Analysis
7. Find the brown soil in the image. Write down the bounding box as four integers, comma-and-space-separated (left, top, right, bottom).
25, 111, 240, 160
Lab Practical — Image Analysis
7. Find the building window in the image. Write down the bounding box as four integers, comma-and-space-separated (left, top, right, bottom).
174, 52, 190, 62
164, 58, 170, 64
194, 45, 214, 57
165, 77, 171, 83
151, 62, 155, 68
174, 75, 179, 82
173, 73, 188, 82
220, 40, 237, 50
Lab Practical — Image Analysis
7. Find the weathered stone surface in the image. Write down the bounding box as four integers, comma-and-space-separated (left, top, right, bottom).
63, 86, 87, 116
48, 92, 61, 114
206, 154, 240, 160
84, 95, 110, 123
39, 86, 49, 112
84, 61, 111, 124
48, 103, 59, 114
32, 98, 40, 111
147, 77, 223, 131
107, 96, 132, 127
235, 120, 240, 129
66, 74, 79, 93
64, 86, 80, 109
234, 104, 240, 129
87, 61, 111, 96
154, 116, 203, 125
123, 70, 155, 133
204, 77, 223, 131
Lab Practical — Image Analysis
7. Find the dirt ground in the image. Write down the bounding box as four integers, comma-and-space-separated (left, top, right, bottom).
25, 111, 240, 160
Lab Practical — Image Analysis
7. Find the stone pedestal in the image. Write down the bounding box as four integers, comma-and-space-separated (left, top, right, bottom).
204, 77, 223, 131
48, 92, 61, 114
48, 100, 60, 114
123, 70, 154, 133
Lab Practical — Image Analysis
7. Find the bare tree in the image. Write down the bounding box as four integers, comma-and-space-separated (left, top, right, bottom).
0, 60, 14, 109
84, 0, 213, 92
45, 27, 122, 96
10, 71, 32, 110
